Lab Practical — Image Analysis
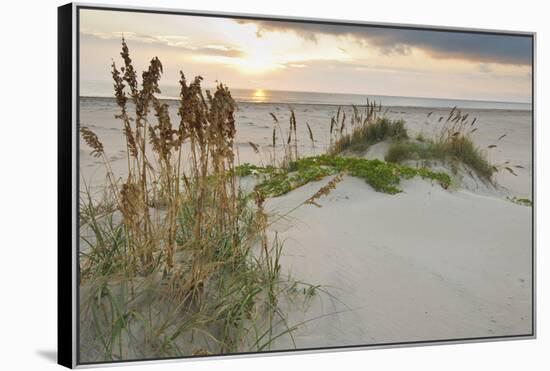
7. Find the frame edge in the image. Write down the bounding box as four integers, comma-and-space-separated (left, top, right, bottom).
58, 2, 75, 369
69, 3, 537, 367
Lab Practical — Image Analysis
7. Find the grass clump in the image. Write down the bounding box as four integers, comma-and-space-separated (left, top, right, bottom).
385, 108, 495, 180
79, 39, 313, 362
385, 138, 494, 180
328, 102, 408, 155
237, 154, 451, 197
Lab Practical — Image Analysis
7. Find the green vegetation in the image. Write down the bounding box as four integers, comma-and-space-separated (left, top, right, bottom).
237, 154, 451, 197
415, 132, 427, 142
385, 109, 495, 180
385, 136, 494, 180
329, 102, 409, 155
507, 196, 533, 207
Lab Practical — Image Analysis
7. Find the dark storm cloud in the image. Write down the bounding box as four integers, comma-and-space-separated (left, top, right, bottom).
236, 20, 532, 65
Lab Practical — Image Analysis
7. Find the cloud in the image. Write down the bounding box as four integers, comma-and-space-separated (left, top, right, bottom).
477, 63, 493, 73
80, 31, 244, 58
236, 20, 532, 65
302, 58, 431, 75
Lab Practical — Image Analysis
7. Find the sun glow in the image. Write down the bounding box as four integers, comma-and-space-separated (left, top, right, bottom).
193, 54, 286, 75
190, 22, 352, 76
235, 50, 285, 74
192, 48, 287, 75
252, 88, 267, 102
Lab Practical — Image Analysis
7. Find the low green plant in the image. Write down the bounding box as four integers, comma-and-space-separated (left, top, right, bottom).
237, 154, 451, 198
507, 196, 533, 207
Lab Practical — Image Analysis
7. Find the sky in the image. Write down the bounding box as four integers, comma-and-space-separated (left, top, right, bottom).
79, 8, 533, 103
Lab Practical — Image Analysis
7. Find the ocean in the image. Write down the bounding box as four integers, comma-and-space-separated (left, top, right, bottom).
80, 81, 531, 111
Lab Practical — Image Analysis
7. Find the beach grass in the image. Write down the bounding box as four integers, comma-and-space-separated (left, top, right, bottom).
328, 102, 408, 155
325, 104, 496, 182
385, 138, 494, 179
385, 108, 495, 180
79, 39, 315, 361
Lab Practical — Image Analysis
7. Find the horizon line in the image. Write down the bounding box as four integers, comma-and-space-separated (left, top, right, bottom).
79, 79, 531, 105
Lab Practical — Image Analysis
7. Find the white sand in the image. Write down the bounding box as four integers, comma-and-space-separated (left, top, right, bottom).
79, 98, 533, 348
266, 175, 532, 348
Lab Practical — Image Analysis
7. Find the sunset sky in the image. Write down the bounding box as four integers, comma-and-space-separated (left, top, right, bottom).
79, 8, 533, 103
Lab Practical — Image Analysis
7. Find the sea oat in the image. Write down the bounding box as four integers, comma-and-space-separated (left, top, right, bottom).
305, 173, 344, 207
80, 126, 104, 158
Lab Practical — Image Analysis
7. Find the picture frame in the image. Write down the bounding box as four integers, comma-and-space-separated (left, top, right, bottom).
58, 3, 536, 368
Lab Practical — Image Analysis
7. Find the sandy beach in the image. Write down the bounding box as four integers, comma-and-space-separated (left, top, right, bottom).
266, 175, 532, 348
81, 98, 532, 197
79, 96, 533, 352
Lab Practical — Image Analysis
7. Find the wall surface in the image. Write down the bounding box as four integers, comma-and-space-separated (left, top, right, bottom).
0, 0, 547, 369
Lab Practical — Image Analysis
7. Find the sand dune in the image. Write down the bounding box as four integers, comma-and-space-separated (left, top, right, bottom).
267, 175, 532, 349
78, 97, 532, 350
80, 98, 532, 198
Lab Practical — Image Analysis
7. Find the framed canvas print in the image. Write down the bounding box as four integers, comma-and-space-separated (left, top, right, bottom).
58, 2, 535, 368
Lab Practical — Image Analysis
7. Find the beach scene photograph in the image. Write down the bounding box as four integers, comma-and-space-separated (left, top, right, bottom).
77, 7, 533, 363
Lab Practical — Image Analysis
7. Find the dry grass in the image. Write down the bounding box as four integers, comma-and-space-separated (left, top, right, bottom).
79, 39, 315, 362
268, 108, 301, 167
304, 173, 344, 207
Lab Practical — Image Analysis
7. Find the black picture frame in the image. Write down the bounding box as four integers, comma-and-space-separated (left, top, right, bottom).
58, 3, 536, 368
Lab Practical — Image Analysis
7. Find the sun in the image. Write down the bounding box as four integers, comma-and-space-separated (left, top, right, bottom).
252, 88, 267, 102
